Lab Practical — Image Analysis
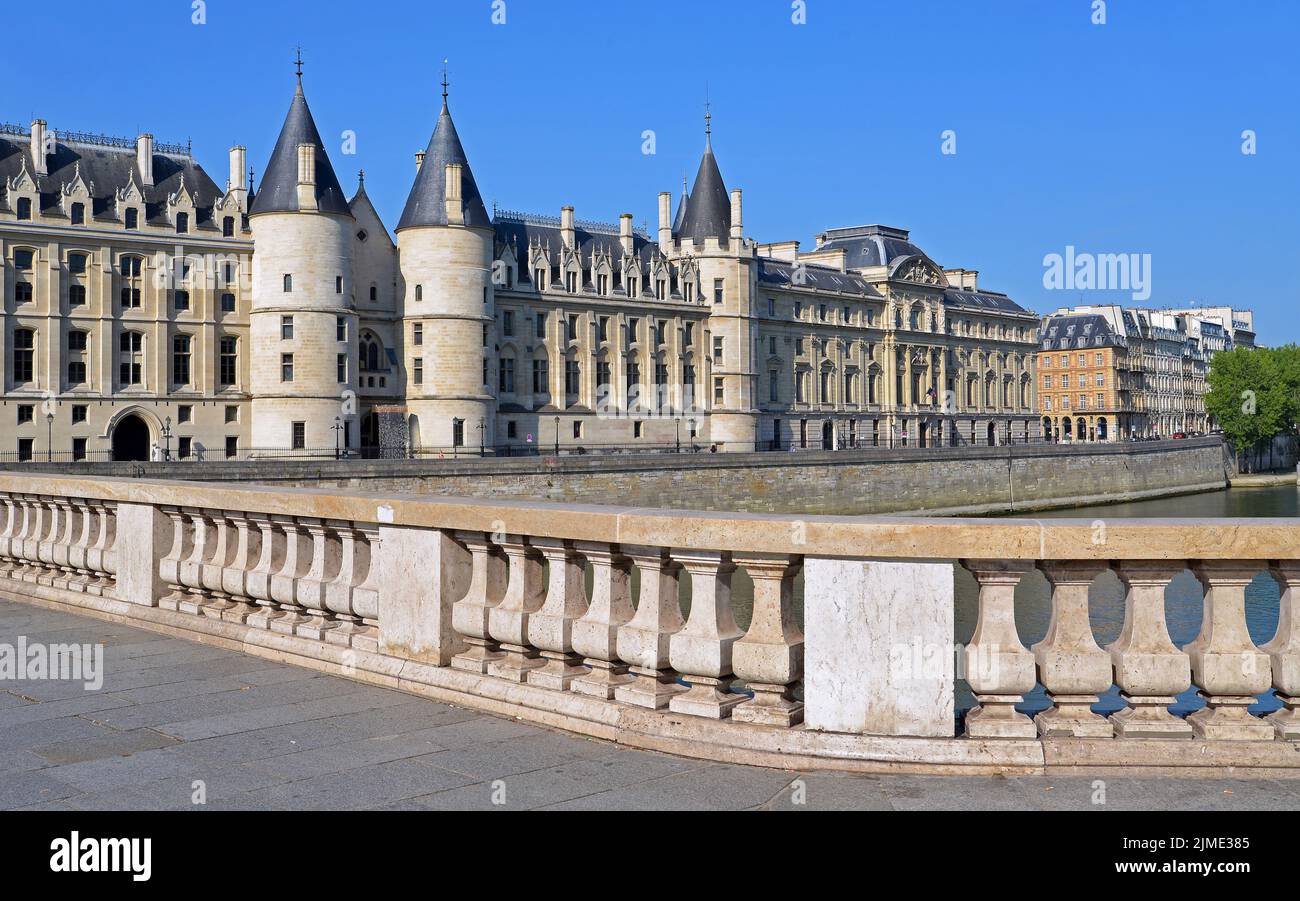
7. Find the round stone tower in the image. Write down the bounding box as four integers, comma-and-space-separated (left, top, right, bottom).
395, 82, 495, 453
248, 68, 357, 452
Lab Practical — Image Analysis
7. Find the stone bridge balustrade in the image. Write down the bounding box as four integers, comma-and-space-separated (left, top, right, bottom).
3, 473, 1300, 775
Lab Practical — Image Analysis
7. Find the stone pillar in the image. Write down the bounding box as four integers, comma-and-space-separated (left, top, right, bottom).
450, 531, 508, 673
526, 538, 589, 690
109, 502, 170, 606
1106, 561, 1193, 737
571, 541, 635, 698
1265, 563, 1300, 740
1186, 561, 1273, 740
487, 535, 546, 682
378, 526, 471, 666
731, 554, 804, 726
1032, 561, 1114, 737
668, 550, 745, 718
615, 546, 687, 709
962, 559, 1036, 739
804, 559, 954, 736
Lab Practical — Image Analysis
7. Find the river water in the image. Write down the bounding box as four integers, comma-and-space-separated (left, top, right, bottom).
711, 484, 1298, 715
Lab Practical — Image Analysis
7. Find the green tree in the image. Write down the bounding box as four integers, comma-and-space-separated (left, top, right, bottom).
1205, 345, 1299, 472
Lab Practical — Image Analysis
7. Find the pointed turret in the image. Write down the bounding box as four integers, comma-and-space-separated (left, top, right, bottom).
672, 175, 689, 236
249, 69, 351, 217
677, 110, 730, 244
397, 91, 490, 231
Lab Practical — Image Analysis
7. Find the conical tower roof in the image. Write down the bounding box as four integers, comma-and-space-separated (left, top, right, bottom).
672, 176, 689, 235
678, 123, 730, 244
397, 91, 490, 231
250, 73, 351, 217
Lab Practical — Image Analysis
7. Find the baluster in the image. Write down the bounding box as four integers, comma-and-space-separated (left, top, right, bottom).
1264, 563, 1300, 740
961, 559, 1036, 739
13, 496, 40, 581
486, 534, 546, 682
0, 494, 18, 577
346, 525, 381, 652
669, 550, 745, 718
1032, 561, 1114, 737
295, 519, 341, 640
571, 542, 635, 698
245, 515, 285, 628
527, 538, 589, 690
34, 497, 59, 585
49, 500, 77, 589
268, 517, 312, 634
731, 554, 804, 726
66, 499, 95, 591
322, 522, 362, 645
450, 531, 508, 673
219, 513, 260, 622
178, 511, 214, 615
1106, 561, 1193, 737
615, 546, 686, 709
158, 507, 192, 611
198, 513, 236, 618
1186, 561, 1273, 740
86, 502, 116, 594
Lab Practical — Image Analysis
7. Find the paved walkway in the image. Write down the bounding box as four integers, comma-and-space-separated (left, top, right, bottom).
3, 596, 1300, 811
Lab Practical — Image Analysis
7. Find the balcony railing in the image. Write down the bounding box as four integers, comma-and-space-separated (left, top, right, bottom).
2, 471, 1296, 773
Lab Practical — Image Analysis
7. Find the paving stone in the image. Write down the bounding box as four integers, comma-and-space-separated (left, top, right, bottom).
29, 727, 181, 765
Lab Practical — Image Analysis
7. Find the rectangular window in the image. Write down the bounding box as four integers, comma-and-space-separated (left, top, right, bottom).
573, 421, 582, 439
72, 405, 87, 424
452, 418, 464, 448
221, 292, 236, 313
16, 282, 33, 304
535, 312, 546, 339
413, 358, 424, 385
633, 421, 643, 439
567, 315, 578, 342
72, 438, 87, 461
503, 310, 515, 337
533, 358, 548, 394
714, 377, 724, 404
337, 354, 347, 383
507, 421, 517, 439
178, 436, 193, 459
177, 405, 192, 424
713, 336, 724, 364
281, 316, 293, 340
565, 360, 580, 396
281, 353, 294, 382
627, 317, 639, 344
225, 405, 238, 424
17, 405, 34, 424
291, 422, 306, 450
794, 301, 803, 318
499, 358, 515, 393
655, 320, 666, 345
596, 360, 610, 389
413, 323, 423, 346
69, 285, 86, 306
172, 335, 191, 386
69, 253, 87, 273
684, 323, 694, 347
336, 276, 343, 294
769, 370, 779, 402
219, 337, 238, 386
713, 279, 724, 304
598, 316, 609, 343
337, 316, 347, 341
174, 290, 190, 312
14, 249, 34, 270
18, 439, 33, 462
768, 298, 776, 317
225, 436, 239, 459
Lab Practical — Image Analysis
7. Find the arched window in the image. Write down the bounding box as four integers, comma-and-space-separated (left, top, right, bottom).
360, 332, 384, 372
16, 197, 31, 220
414, 284, 423, 302
283, 274, 293, 293
71, 202, 85, 225
124, 208, 138, 230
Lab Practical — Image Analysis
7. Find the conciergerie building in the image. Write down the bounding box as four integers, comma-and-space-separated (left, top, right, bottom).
1, 64, 1041, 461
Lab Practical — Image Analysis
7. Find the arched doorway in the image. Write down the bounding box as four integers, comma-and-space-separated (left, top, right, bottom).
986, 422, 996, 446
918, 421, 929, 448
1076, 417, 1087, 441
1097, 417, 1108, 441
111, 414, 151, 461
821, 420, 834, 450
1063, 418, 1073, 440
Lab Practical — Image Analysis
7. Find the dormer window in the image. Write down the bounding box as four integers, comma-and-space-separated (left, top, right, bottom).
71, 202, 85, 225
223, 216, 234, 237
16, 198, 31, 220
124, 208, 138, 230
176, 212, 189, 234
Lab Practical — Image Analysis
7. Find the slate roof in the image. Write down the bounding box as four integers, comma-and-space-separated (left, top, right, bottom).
396, 100, 490, 231
0, 129, 223, 225
1041, 314, 1126, 350
493, 214, 661, 292
677, 137, 730, 244
756, 258, 882, 298
814, 224, 932, 269
672, 188, 689, 235
943, 288, 1033, 316
249, 79, 351, 217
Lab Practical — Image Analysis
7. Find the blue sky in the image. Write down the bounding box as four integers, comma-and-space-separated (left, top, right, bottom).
6, 0, 1297, 340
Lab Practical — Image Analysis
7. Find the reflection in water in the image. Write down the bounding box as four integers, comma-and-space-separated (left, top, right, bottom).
720, 485, 1297, 715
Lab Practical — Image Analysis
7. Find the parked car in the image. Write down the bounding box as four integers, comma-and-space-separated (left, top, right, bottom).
1172, 432, 1187, 439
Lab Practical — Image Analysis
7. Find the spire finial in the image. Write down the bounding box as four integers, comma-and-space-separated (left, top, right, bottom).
704, 84, 712, 146
358, 169, 365, 186
294, 45, 304, 82
441, 59, 449, 108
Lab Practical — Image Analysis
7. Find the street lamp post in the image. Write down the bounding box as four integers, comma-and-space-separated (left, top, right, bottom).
161, 416, 172, 462
554, 416, 560, 455
45, 410, 54, 462
331, 416, 344, 460
675, 417, 681, 453
478, 417, 485, 456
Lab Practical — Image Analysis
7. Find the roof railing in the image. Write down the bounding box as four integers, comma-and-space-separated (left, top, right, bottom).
0, 122, 190, 157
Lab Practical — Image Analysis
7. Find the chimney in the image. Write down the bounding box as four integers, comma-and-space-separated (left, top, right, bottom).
296, 143, 317, 210
228, 146, 247, 193
658, 192, 672, 251
136, 134, 154, 187
30, 119, 48, 177
619, 213, 634, 257
444, 163, 464, 225
730, 189, 743, 243
560, 206, 575, 249
415, 150, 426, 172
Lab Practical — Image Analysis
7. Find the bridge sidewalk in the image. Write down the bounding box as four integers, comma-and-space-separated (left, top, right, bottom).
2, 597, 1299, 812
